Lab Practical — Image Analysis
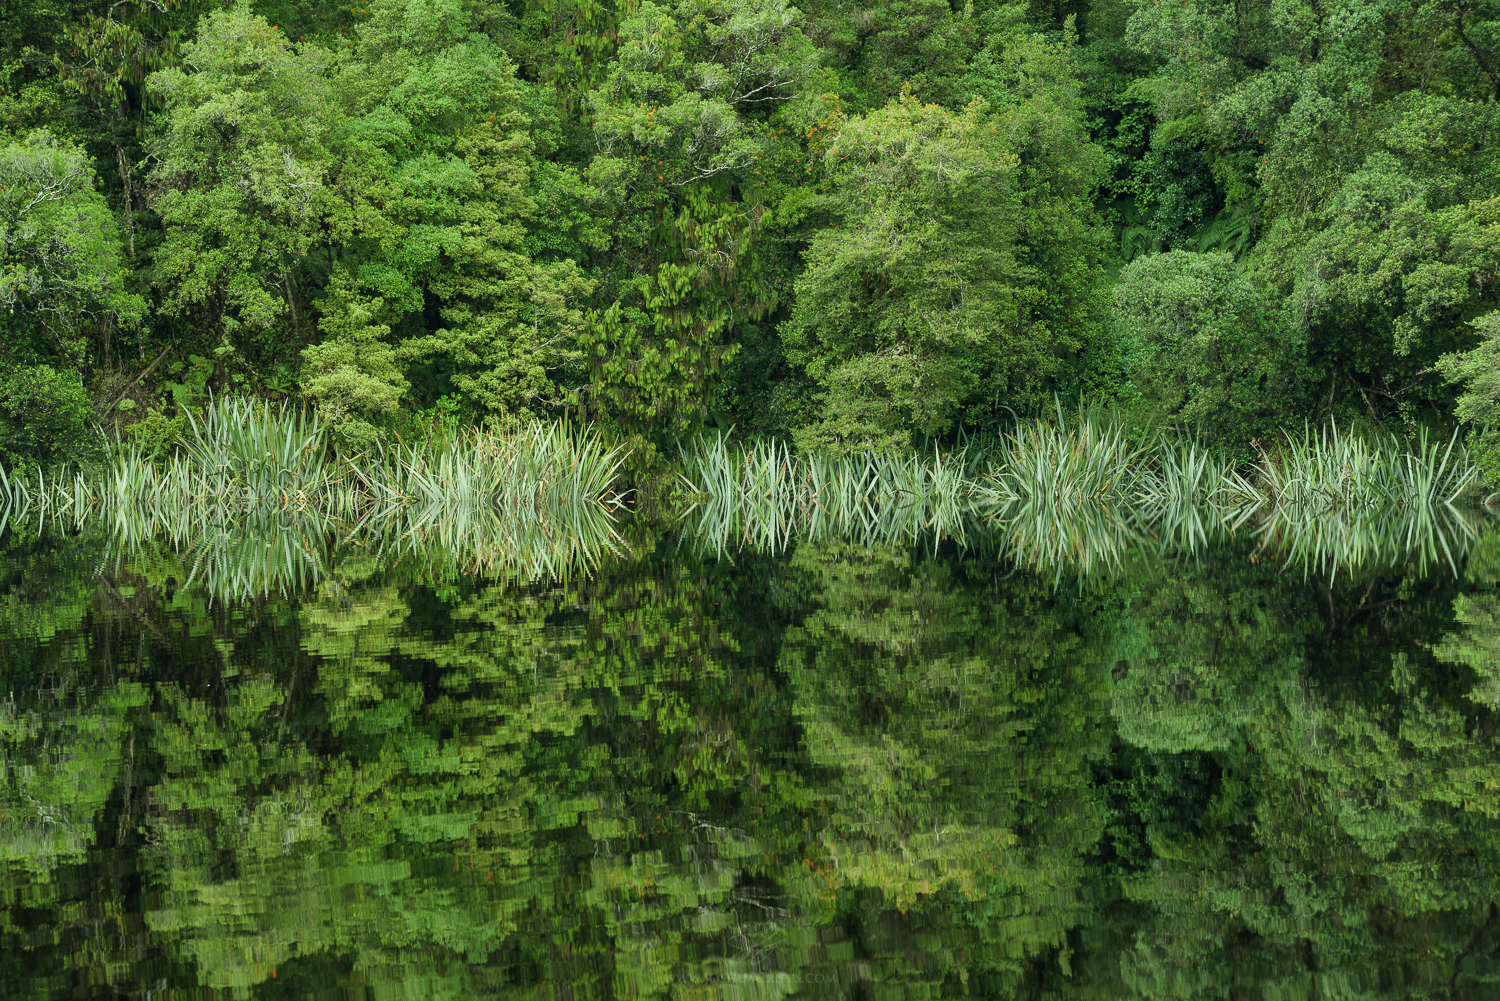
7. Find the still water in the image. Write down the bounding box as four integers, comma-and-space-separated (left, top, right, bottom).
3, 517, 1500, 999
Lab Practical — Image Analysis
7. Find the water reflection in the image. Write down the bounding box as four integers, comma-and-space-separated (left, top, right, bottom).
681, 465, 1489, 581
2, 523, 1500, 997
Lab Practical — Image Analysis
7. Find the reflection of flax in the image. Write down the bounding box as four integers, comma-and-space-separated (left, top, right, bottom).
2, 402, 629, 599
679, 420, 1483, 578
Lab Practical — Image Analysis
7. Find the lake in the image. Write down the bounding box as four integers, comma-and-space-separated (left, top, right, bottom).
3, 515, 1500, 998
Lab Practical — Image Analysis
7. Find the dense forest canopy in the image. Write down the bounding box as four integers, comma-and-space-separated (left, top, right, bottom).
2, 0, 1500, 467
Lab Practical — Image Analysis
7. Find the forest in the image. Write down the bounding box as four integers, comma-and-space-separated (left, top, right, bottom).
2, 0, 1500, 475
8, 3, 1500, 992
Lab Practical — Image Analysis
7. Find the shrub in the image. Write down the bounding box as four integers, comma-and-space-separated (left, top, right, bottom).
123, 409, 188, 456
0, 365, 103, 472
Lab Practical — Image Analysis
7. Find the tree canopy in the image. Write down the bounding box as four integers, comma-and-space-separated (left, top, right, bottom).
2, 0, 1500, 465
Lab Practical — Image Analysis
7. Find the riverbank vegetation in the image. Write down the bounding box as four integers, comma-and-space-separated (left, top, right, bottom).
682, 415, 1484, 572
0, 397, 626, 584
3, 0, 1499, 480
9, 393, 1481, 590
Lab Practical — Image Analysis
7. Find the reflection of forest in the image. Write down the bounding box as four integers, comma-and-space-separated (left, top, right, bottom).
3, 523, 1500, 999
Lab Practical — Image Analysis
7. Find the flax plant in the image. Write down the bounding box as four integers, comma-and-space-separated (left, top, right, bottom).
679, 417, 1485, 577
680, 435, 975, 555
4, 402, 1489, 586
1250, 424, 1481, 577
1257, 423, 1475, 512
1134, 438, 1262, 557
974, 418, 1148, 573
1, 398, 629, 597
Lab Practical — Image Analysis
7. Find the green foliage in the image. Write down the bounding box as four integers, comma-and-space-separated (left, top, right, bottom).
784, 16, 1107, 454
299, 268, 409, 444
147, 8, 337, 339
1438, 310, 1500, 485
0, 130, 143, 364
578, 195, 756, 438
1261, 177, 1500, 415
0, 58, 70, 140
158, 351, 215, 413
784, 91, 1025, 453
0, 363, 101, 472
8, 0, 1500, 472
1114, 249, 1305, 445
10, 0, 1500, 990
1107, 0, 1500, 426
121, 407, 185, 454
806, 0, 972, 110
390, 85, 595, 426
53, 0, 191, 126
575, 0, 817, 439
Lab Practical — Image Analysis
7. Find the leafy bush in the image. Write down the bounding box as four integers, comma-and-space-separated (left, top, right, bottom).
1438, 311, 1500, 489
123, 409, 187, 456
0, 364, 102, 472
1113, 251, 1308, 451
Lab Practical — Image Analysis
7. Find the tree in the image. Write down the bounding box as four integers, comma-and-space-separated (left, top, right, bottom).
0, 130, 143, 365
578, 193, 761, 438
802, 0, 971, 111
298, 268, 408, 445
577, 0, 820, 440
147, 3, 602, 425
783, 15, 1108, 454
147, 9, 335, 354
396, 115, 595, 426
1113, 249, 1305, 445
1260, 169, 1500, 423
782, 92, 1021, 454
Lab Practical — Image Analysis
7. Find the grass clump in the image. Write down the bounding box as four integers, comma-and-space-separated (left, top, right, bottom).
682, 416, 1483, 575
681, 435, 975, 555
0, 397, 629, 584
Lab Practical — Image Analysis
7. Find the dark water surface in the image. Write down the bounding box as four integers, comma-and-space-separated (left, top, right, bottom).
4, 520, 1500, 999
